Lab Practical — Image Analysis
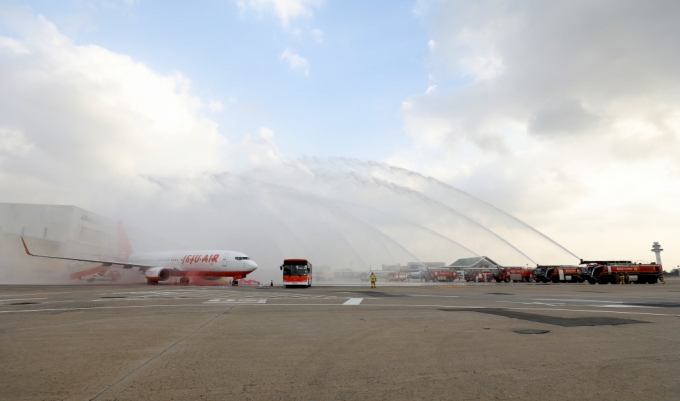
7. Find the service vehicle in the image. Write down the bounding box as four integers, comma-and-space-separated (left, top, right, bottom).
280, 258, 312, 287
464, 269, 494, 282
387, 271, 407, 282
580, 260, 662, 284
533, 265, 581, 283
421, 269, 458, 282
494, 267, 533, 283
407, 271, 422, 280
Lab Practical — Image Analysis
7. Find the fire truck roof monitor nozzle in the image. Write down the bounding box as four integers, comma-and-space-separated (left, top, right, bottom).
651, 242, 663, 265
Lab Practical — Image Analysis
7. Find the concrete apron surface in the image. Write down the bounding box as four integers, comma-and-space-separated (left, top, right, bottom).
1, 280, 679, 401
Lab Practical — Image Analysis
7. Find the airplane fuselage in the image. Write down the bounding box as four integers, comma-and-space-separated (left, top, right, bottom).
128, 250, 258, 277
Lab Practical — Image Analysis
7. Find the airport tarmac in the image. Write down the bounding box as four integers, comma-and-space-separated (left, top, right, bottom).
1, 280, 680, 401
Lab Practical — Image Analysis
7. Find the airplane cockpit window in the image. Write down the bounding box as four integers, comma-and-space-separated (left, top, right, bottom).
235, 256, 250, 260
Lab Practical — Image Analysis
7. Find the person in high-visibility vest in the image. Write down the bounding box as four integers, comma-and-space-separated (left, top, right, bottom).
370, 272, 377, 289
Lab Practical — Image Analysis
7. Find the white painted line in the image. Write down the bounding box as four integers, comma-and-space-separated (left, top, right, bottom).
534, 298, 623, 303
203, 299, 267, 304
589, 304, 658, 308
343, 298, 363, 305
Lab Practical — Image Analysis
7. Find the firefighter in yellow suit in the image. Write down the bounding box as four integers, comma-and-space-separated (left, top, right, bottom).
370, 272, 377, 289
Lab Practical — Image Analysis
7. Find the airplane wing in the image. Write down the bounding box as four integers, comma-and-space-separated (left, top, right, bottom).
21, 237, 154, 270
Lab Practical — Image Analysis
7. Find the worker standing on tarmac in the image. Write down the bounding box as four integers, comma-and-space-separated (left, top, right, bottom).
370, 272, 377, 289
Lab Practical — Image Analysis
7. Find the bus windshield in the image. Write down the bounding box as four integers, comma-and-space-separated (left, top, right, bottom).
283, 265, 308, 276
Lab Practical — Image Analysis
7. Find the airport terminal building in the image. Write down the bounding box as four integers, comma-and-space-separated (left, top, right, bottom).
0, 203, 125, 283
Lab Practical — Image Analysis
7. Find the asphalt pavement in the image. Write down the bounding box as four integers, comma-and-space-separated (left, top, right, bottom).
1, 280, 679, 400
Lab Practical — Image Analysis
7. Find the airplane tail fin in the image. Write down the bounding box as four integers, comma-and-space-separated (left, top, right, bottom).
21, 237, 34, 256
117, 221, 133, 261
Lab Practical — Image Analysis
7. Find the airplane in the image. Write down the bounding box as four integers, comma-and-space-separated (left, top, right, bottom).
20, 229, 258, 285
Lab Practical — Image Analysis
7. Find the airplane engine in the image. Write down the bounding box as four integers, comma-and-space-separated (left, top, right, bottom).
145, 267, 172, 281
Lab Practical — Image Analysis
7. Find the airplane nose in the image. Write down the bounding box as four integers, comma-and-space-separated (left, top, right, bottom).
248, 260, 258, 271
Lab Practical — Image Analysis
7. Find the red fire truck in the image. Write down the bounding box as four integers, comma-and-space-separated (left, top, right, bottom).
421, 269, 458, 282
280, 258, 312, 288
464, 269, 494, 282
387, 271, 408, 282
494, 267, 533, 283
579, 260, 662, 284
533, 266, 582, 283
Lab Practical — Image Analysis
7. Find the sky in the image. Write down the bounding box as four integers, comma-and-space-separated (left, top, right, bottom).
1, 0, 679, 273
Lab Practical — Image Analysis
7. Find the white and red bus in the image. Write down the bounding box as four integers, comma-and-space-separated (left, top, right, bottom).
280, 258, 312, 288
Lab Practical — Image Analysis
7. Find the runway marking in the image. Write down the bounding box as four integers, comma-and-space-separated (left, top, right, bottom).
589, 304, 658, 308
92, 298, 154, 302
204, 299, 267, 304
500, 301, 566, 306
534, 298, 623, 303
343, 298, 363, 305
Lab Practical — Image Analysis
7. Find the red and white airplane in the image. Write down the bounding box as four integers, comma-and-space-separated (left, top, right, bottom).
20, 227, 258, 285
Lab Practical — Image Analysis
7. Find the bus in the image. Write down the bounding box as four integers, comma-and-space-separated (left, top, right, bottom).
280, 258, 312, 288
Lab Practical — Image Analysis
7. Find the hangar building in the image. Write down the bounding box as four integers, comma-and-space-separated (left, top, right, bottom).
0, 203, 126, 283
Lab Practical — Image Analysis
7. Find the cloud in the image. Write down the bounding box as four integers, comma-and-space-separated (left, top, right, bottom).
395, 1, 680, 264
280, 47, 309, 76
0, 10, 229, 207
310, 28, 323, 43
208, 100, 224, 112
237, 0, 322, 27
0, 128, 33, 155
406, 1, 680, 153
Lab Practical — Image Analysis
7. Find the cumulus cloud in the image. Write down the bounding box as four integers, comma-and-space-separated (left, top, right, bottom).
396, 1, 680, 263
237, 0, 322, 27
408, 1, 680, 153
0, 10, 229, 208
280, 47, 310, 76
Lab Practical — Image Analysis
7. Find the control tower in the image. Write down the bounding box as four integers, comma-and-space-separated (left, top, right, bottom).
651, 242, 663, 265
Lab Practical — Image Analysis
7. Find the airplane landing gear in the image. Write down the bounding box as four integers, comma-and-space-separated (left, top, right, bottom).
179, 277, 190, 285
146, 279, 159, 285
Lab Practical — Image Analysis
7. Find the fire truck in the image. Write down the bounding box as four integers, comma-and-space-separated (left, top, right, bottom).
464, 269, 494, 282
579, 260, 662, 284
532, 265, 582, 283
494, 267, 533, 283
421, 269, 458, 282
387, 271, 408, 282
